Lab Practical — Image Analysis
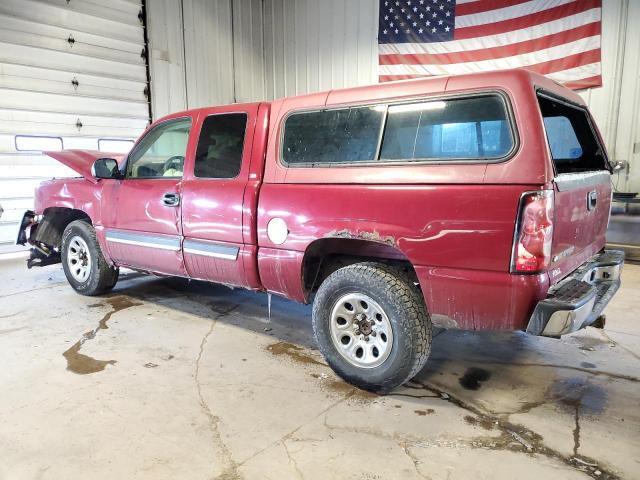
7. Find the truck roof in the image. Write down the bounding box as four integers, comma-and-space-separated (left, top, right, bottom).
156, 68, 585, 123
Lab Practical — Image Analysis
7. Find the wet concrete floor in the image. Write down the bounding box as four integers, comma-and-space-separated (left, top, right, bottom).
0, 258, 639, 479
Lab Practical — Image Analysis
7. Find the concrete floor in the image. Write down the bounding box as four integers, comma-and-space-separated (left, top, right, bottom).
1, 259, 639, 480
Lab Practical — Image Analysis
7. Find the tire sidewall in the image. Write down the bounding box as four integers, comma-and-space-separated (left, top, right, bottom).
61, 221, 103, 294
313, 266, 426, 391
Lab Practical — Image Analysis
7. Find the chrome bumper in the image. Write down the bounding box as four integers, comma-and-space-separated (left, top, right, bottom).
526, 250, 624, 337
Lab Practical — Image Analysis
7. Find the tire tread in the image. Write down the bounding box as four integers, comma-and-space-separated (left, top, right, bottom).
312, 262, 431, 392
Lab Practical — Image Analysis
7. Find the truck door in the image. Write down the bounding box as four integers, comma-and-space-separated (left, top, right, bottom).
102, 116, 194, 276
180, 105, 260, 287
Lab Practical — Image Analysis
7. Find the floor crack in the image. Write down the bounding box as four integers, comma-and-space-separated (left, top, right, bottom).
409, 379, 619, 480
282, 439, 305, 480
597, 330, 640, 362
428, 357, 639, 383
399, 441, 431, 480
238, 390, 356, 468
194, 305, 240, 480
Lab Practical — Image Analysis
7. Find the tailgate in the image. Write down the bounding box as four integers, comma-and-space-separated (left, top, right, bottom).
537, 92, 612, 285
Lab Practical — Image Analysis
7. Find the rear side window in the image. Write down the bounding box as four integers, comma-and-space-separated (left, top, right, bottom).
538, 94, 607, 174
283, 106, 384, 164
281, 94, 514, 166
195, 113, 247, 178
380, 96, 513, 161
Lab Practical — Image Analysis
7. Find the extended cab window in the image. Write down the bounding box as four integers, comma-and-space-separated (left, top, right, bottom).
194, 113, 247, 178
126, 118, 191, 178
538, 93, 607, 174
380, 95, 513, 161
281, 94, 513, 166
283, 106, 385, 164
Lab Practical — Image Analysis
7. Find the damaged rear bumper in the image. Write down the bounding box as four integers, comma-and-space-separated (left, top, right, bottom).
526, 250, 624, 337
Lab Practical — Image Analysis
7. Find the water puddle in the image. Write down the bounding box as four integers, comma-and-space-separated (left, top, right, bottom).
63, 296, 141, 375
266, 341, 325, 366
459, 367, 491, 390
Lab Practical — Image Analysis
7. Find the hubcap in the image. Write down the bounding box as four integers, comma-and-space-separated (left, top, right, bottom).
67, 235, 92, 283
329, 293, 393, 369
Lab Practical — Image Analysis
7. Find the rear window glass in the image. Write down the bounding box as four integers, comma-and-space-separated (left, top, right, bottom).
538, 94, 607, 174
282, 94, 513, 165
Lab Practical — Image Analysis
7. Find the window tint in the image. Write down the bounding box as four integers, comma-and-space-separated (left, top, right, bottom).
538, 94, 607, 174
283, 106, 385, 164
281, 94, 514, 166
194, 113, 247, 178
127, 118, 191, 178
380, 96, 513, 161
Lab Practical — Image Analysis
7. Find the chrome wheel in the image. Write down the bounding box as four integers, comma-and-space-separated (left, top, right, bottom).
66, 235, 92, 283
329, 293, 394, 369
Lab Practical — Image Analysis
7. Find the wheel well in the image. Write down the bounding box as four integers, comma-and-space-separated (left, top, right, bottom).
302, 238, 420, 298
35, 207, 92, 248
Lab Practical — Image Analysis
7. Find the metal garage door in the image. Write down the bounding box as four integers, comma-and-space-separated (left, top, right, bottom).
0, 0, 150, 252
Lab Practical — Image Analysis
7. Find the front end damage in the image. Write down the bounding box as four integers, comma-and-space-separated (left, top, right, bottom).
16, 210, 64, 268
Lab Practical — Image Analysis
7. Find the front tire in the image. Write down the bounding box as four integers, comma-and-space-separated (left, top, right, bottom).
61, 220, 119, 296
312, 262, 431, 393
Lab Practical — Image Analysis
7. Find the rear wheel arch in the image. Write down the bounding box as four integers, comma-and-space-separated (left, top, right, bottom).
301, 237, 424, 301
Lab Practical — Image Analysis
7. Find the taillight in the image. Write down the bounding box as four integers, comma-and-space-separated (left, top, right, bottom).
511, 190, 554, 273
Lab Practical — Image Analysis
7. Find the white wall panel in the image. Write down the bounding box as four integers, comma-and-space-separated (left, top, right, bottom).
578, 0, 640, 193
262, 0, 377, 99
232, 0, 266, 102
147, 0, 187, 119
183, 0, 236, 107
0, 0, 149, 248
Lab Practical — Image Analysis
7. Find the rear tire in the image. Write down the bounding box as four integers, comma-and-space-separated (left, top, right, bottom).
61, 220, 119, 296
312, 262, 431, 393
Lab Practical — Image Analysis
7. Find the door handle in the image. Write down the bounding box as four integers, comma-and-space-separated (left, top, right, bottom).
587, 190, 597, 211
162, 192, 180, 207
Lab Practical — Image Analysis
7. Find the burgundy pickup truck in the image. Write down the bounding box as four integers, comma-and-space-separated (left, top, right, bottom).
17, 69, 623, 392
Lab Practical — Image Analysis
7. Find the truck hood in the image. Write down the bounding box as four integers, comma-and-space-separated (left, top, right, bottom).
45, 150, 125, 184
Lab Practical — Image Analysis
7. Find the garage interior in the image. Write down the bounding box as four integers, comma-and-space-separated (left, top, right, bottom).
1, 1, 639, 479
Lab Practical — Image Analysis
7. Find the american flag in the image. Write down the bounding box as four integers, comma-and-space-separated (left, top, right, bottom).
378, 0, 602, 90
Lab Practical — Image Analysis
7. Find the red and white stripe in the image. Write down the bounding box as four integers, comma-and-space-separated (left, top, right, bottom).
379, 0, 602, 90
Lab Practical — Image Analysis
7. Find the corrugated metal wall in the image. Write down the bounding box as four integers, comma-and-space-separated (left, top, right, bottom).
0, 0, 149, 249
578, 0, 640, 194
262, 0, 378, 99
147, 0, 640, 192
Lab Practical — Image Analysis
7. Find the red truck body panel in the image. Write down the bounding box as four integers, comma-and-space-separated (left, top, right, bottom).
33, 69, 612, 332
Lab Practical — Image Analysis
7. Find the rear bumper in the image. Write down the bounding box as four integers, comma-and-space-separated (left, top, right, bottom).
526, 250, 624, 337
527, 250, 624, 337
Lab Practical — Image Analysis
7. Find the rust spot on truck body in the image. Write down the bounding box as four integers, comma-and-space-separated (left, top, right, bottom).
326, 229, 397, 247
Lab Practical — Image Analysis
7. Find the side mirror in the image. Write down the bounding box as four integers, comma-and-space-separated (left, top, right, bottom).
91, 158, 122, 179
